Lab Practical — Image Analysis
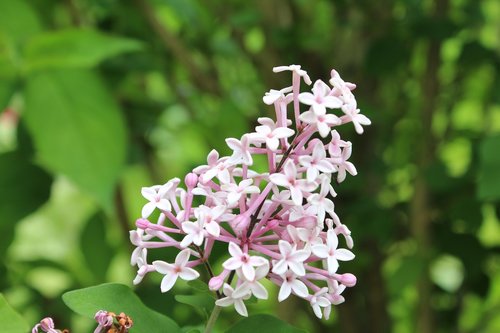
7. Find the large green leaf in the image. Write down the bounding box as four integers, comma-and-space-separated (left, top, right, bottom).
226, 314, 307, 333
80, 213, 114, 282
23, 29, 142, 71
24, 69, 127, 205
0, 0, 41, 43
62, 283, 180, 333
478, 135, 500, 201
0, 294, 30, 333
0, 151, 52, 256
175, 294, 215, 319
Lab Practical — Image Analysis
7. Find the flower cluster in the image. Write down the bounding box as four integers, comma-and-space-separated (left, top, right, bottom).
32, 310, 133, 333
130, 65, 370, 319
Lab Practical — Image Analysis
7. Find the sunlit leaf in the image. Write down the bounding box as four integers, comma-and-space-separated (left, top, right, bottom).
24, 29, 142, 71
63, 283, 180, 333
24, 69, 127, 205
0, 294, 30, 333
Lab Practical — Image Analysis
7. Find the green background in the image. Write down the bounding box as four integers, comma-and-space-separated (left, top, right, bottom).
0, 0, 499, 332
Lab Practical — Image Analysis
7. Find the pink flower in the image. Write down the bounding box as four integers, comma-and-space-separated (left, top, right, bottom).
330, 144, 357, 183
273, 65, 312, 85
32, 318, 58, 333
153, 249, 200, 292
248, 121, 295, 151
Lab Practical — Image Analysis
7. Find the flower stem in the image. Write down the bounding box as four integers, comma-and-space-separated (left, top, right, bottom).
204, 305, 222, 333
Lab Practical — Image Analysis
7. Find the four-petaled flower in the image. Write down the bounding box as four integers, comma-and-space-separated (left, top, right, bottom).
272, 240, 310, 276
299, 80, 343, 115
141, 181, 176, 218
312, 229, 355, 275
223, 242, 267, 281
153, 249, 200, 292
277, 270, 309, 302
215, 283, 251, 317
226, 135, 253, 165
270, 160, 316, 206
299, 141, 335, 182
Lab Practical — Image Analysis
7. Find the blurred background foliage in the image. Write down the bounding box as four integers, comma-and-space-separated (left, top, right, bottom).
0, 0, 499, 332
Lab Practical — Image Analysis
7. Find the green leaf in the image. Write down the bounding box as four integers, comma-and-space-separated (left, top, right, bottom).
0, 0, 41, 43
0, 294, 30, 333
81, 213, 114, 282
62, 283, 180, 333
175, 294, 214, 319
24, 69, 127, 205
24, 29, 142, 71
226, 314, 307, 333
0, 151, 52, 256
478, 135, 500, 201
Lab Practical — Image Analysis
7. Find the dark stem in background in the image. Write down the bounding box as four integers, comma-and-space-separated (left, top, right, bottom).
411, 1, 448, 333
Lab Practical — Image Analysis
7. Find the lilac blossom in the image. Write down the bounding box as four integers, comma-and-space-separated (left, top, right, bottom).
129, 65, 370, 318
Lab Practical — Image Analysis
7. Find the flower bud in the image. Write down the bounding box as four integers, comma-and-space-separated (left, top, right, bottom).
338, 273, 357, 287
185, 172, 198, 189
135, 218, 150, 229
208, 276, 224, 291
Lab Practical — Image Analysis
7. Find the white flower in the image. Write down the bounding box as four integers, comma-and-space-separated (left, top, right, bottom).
262, 86, 293, 105
221, 179, 260, 207
299, 109, 341, 138
133, 248, 149, 285
141, 181, 175, 218
193, 149, 231, 184
299, 141, 335, 182
307, 175, 336, 226
215, 283, 251, 317
330, 144, 357, 183
328, 129, 349, 157
180, 220, 205, 247
153, 249, 200, 292
273, 64, 312, 85
298, 80, 343, 115
309, 287, 331, 319
226, 135, 253, 165
234, 263, 270, 300
194, 205, 226, 237
269, 160, 317, 206
222, 242, 268, 281
340, 98, 371, 134
278, 270, 309, 302
312, 229, 355, 275
248, 122, 294, 151
272, 240, 310, 276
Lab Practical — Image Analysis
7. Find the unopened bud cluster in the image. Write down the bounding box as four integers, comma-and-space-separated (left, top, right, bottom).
130, 65, 370, 319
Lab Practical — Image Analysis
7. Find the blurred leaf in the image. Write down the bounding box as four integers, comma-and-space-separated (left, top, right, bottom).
81, 213, 114, 282
24, 29, 142, 71
478, 135, 500, 201
226, 314, 307, 333
365, 35, 410, 76
0, 294, 29, 333
63, 283, 180, 333
0, 0, 41, 43
387, 254, 425, 295
24, 69, 127, 205
175, 294, 214, 319
0, 150, 52, 226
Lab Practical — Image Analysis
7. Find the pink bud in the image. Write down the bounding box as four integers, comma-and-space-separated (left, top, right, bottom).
40, 318, 55, 330
231, 214, 250, 235
338, 273, 357, 287
208, 276, 224, 291
136, 218, 150, 229
185, 172, 198, 189
94, 310, 113, 327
